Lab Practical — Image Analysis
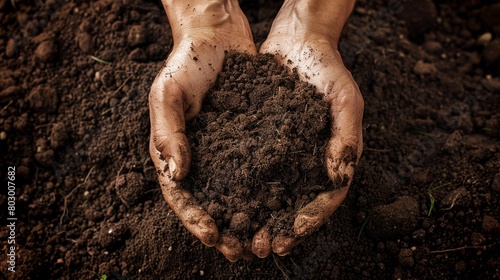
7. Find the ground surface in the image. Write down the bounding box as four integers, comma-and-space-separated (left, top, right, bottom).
1, 0, 499, 279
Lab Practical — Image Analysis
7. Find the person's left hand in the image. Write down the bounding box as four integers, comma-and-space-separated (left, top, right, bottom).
252, 19, 364, 258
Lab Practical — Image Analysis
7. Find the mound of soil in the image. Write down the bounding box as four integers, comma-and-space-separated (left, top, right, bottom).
185, 52, 331, 239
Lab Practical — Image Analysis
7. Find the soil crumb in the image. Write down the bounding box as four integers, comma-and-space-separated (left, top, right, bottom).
183, 52, 333, 240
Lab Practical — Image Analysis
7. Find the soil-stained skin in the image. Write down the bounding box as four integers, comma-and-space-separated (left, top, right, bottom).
184, 52, 332, 240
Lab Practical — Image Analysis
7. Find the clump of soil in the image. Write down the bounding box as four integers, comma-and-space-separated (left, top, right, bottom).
183, 52, 332, 239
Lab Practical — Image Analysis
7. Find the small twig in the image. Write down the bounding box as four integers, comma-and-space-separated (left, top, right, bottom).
431, 243, 496, 254
34, 123, 52, 129
59, 166, 95, 226
0, 100, 13, 113
441, 188, 466, 211
113, 76, 132, 97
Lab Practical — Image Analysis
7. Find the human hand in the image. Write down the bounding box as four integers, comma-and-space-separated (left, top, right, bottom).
149, 0, 256, 261
254, 0, 363, 257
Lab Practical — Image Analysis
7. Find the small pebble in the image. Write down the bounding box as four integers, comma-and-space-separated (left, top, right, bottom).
477, 32, 492, 45
413, 60, 437, 75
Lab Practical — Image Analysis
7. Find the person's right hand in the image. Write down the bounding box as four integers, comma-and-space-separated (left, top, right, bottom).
149, 0, 256, 261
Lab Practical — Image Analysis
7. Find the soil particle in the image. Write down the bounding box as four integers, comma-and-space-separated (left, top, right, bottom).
50, 122, 69, 149
413, 60, 437, 75
128, 48, 147, 62
412, 229, 426, 242
482, 215, 500, 233
0, 85, 21, 101
16, 165, 31, 182
77, 32, 94, 53
99, 71, 115, 88
97, 222, 130, 250
442, 130, 463, 153
398, 0, 437, 39
13, 112, 28, 131
35, 40, 58, 62
146, 43, 163, 61
470, 232, 486, 246
367, 196, 420, 240
5, 38, 18, 58
127, 25, 149, 47
422, 41, 442, 55
229, 212, 251, 233
115, 172, 147, 205
79, 19, 92, 33
27, 85, 59, 112
34, 149, 54, 167
398, 248, 414, 268
85, 208, 104, 222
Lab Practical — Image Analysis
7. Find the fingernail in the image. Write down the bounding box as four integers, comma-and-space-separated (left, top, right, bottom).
168, 158, 177, 178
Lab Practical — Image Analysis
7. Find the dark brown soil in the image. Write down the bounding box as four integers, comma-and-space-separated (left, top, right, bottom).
185, 52, 331, 239
1, 0, 500, 279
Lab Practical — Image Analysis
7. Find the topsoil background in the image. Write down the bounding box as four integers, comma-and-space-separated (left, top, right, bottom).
1, 0, 499, 279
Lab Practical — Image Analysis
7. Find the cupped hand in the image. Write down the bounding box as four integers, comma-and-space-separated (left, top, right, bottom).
149, 0, 256, 261
254, 14, 364, 257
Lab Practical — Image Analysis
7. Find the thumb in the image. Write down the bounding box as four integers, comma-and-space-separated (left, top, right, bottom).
149, 78, 191, 181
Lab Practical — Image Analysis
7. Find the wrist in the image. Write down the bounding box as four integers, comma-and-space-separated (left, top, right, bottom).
162, 0, 247, 40
270, 0, 355, 48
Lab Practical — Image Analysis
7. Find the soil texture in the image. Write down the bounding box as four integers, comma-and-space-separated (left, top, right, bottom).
0, 0, 499, 279
186, 52, 331, 239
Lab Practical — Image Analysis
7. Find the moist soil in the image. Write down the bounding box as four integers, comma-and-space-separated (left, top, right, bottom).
185, 52, 331, 239
1, 0, 500, 279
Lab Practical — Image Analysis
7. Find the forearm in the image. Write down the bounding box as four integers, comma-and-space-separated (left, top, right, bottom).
273, 0, 355, 46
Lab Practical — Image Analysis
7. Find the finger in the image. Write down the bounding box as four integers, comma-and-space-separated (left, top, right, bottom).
150, 140, 219, 246
216, 234, 243, 262
252, 226, 272, 258
149, 77, 191, 181
294, 186, 349, 236
272, 235, 304, 256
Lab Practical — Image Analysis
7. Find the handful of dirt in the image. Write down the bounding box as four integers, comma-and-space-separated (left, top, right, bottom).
184, 52, 333, 241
